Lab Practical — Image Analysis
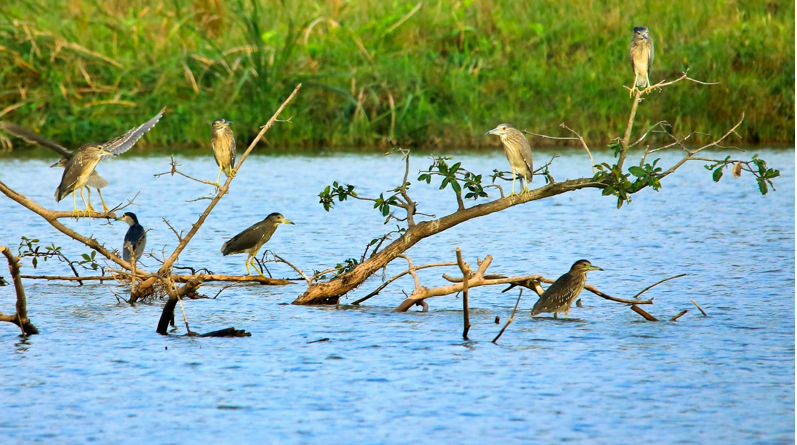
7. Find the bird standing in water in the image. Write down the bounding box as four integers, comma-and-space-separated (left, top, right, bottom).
211, 119, 236, 188
629, 26, 655, 97
486, 123, 534, 195
531, 260, 603, 319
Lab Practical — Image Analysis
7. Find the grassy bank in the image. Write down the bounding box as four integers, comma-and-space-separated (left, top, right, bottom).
0, 0, 793, 150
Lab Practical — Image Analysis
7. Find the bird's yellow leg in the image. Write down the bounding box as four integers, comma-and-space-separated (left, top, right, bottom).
97, 189, 109, 213
251, 260, 265, 278
214, 165, 223, 189
229, 167, 237, 178
71, 191, 81, 218
644, 74, 653, 94
565, 308, 570, 319
245, 257, 253, 276
630, 74, 639, 97
78, 189, 90, 217
86, 188, 96, 212
522, 176, 530, 194
509, 170, 517, 196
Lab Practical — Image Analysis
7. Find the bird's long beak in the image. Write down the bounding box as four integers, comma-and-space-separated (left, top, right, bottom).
588, 265, 604, 271
485, 127, 497, 135
224, 120, 233, 125
282, 219, 295, 225
49, 161, 61, 168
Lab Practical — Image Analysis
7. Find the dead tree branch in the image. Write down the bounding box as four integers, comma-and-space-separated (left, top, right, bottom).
456, 248, 471, 340
0, 246, 38, 335
492, 289, 523, 344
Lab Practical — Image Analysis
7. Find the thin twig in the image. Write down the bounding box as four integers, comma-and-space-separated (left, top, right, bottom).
352, 261, 457, 305
493, 289, 523, 344
690, 299, 708, 316
631, 274, 687, 299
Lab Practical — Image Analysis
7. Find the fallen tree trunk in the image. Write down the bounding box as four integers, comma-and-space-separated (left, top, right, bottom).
294, 177, 600, 305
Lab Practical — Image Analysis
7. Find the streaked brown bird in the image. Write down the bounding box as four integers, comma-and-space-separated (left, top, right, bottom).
485, 123, 533, 195
629, 26, 655, 97
0, 121, 112, 211
221, 212, 294, 277
531, 259, 603, 319
54, 109, 164, 216
211, 119, 236, 188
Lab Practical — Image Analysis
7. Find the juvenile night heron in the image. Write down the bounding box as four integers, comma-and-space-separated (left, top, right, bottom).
221, 213, 294, 276
629, 26, 655, 97
531, 259, 603, 319
486, 123, 533, 195
116, 212, 147, 263
0, 122, 111, 211
53, 109, 165, 215
211, 119, 236, 188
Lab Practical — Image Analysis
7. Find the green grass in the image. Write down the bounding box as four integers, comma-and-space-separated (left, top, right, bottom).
0, 0, 793, 150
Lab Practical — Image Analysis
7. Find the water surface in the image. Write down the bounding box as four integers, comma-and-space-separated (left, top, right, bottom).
0, 148, 793, 444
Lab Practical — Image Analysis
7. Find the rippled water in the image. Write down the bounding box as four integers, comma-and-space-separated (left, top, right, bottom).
0, 148, 793, 444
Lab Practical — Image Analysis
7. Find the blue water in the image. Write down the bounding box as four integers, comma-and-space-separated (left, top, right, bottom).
0, 148, 793, 444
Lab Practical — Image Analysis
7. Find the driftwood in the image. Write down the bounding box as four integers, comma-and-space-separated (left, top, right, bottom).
631, 305, 659, 321
691, 299, 708, 316
670, 310, 688, 322
0, 246, 38, 335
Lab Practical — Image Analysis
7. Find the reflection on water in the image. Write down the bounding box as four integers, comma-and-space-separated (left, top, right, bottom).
0, 148, 794, 444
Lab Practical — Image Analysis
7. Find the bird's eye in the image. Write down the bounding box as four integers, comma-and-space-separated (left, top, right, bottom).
502, 126, 506, 130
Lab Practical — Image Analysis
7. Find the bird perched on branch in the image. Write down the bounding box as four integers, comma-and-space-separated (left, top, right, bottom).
486, 123, 533, 195
531, 260, 603, 319
53, 109, 165, 216
211, 119, 236, 188
629, 26, 655, 97
116, 212, 147, 263
0, 121, 113, 212
221, 213, 294, 277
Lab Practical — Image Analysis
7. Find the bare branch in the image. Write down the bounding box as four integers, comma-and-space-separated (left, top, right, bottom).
631, 304, 659, 321
155, 84, 302, 278
670, 310, 688, 322
493, 289, 523, 344
456, 248, 471, 340
630, 274, 687, 299
272, 253, 311, 286
690, 299, 708, 316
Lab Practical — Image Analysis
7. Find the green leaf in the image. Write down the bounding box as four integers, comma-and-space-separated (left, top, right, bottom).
32, 257, 37, 269
712, 167, 723, 182
628, 166, 647, 177
757, 178, 768, 195
451, 180, 462, 194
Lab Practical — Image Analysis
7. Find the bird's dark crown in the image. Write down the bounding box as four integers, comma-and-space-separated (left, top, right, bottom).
571, 259, 596, 270
122, 212, 139, 223
265, 212, 284, 220
212, 119, 232, 128
633, 26, 649, 34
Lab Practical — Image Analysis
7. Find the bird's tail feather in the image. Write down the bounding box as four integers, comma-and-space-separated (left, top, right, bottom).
635, 76, 648, 88
221, 241, 230, 255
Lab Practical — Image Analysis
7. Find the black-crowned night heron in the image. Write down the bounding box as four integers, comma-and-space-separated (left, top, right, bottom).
211, 119, 236, 188
486, 123, 533, 195
221, 212, 294, 276
531, 259, 603, 319
116, 212, 147, 263
629, 26, 654, 97
53, 109, 165, 215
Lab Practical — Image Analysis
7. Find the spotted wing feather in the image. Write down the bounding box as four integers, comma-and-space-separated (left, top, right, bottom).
101, 108, 165, 157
